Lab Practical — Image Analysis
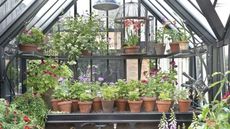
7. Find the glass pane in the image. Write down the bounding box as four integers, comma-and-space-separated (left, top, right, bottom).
0, 0, 21, 20
215, 0, 230, 26
0, 0, 35, 36
38, 0, 73, 30
177, 0, 216, 38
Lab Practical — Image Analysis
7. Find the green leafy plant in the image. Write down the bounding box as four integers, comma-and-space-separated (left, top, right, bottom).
18, 27, 44, 45
116, 79, 129, 99
155, 27, 170, 44
79, 92, 93, 102
159, 91, 172, 101
101, 85, 118, 101
174, 88, 190, 100
89, 82, 101, 98
128, 90, 140, 101
52, 82, 71, 101
68, 81, 86, 99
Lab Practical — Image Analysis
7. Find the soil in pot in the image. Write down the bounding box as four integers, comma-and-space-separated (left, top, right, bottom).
178, 100, 191, 112
92, 97, 102, 112
58, 101, 72, 113
143, 97, 156, 112
169, 42, 180, 53
71, 100, 79, 112
128, 100, 143, 113
123, 46, 140, 54
154, 44, 166, 55
18, 44, 38, 52
117, 99, 127, 112
101, 100, 114, 113
156, 100, 172, 112
51, 99, 60, 111
78, 101, 92, 113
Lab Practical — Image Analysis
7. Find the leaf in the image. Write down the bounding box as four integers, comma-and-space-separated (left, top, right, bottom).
224, 70, 230, 76
210, 80, 223, 88
212, 72, 223, 77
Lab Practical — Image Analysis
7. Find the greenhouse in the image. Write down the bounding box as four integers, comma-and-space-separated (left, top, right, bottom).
0, 0, 229, 129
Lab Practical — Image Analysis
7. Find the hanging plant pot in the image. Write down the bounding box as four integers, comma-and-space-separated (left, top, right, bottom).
123, 46, 140, 54
78, 101, 92, 113
18, 44, 38, 52
117, 99, 127, 112
169, 42, 180, 53
92, 97, 102, 112
58, 101, 72, 113
178, 99, 191, 112
101, 100, 114, 113
51, 99, 60, 111
143, 97, 156, 112
153, 44, 166, 55
156, 100, 172, 112
71, 100, 79, 112
128, 100, 143, 113
178, 41, 189, 51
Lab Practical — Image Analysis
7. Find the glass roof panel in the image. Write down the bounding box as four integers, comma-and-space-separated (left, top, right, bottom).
177, 0, 216, 38
34, 0, 67, 28
39, 0, 73, 30
27, 0, 59, 29
215, 0, 230, 26
0, 0, 35, 36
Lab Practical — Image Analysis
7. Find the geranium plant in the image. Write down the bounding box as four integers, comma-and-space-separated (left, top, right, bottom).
18, 27, 44, 45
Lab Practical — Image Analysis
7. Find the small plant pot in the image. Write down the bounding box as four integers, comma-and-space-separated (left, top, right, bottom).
117, 99, 127, 112
18, 44, 38, 52
123, 46, 140, 54
154, 44, 166, 55
71, 100, 79, 112
178, 99, 191, 112
92, 97, 102, 112
128, 100, 143, 113
58, 101, 72, 113
143, 97, 156, 112
156, 100, 172, 112
178, 41, 189, 50
101, 100, 114, 113
169, 42, 180, 53
78, 101, 92, 113
51, 99, 60, 111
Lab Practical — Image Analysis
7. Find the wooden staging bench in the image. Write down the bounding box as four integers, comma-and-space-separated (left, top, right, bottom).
46, 112, 197, 129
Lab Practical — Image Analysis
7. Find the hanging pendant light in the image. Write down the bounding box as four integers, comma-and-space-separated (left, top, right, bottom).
93, 0, 119, 10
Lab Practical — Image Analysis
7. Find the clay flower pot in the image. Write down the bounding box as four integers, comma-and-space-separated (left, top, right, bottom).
18, 44, 38, 52
143, 97, 156, 112
128, 100, 143, 113
178, 41, 189, 50
51, 99, 60, 111
92, 97, 102, 112
117, 99, 127, 112
178, 99, 191, 112
154, 44, 166, 55
58, 101, 72, 113
169, 42, 180, 53
101, 100, 114, 113
124, 46, 140, 54
78, 101, 92, 113
156, 100, 172, 112
71, 100, 79, 112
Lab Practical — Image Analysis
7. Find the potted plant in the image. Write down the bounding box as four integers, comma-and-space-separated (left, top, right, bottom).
116, 79, 129, 112
78, 90, 93, 113
123, 19, 142, 54
153, 27, 168, 55
128, 90, 142, 112
142, 79, 157, 112
156, 89, 172, 112
90, 82, 102, 112
101, 84, 118, 113
18, 27, 44, 52
175, 88, 191, 112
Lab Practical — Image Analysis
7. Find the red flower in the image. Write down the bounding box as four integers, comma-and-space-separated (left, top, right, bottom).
223, 91, 230, 99
24, 125, 31, 129
23, 116, 31, 123
141, 79, 148, 84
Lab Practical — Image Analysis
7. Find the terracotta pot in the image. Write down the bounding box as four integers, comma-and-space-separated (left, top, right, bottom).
71, 100, 79, 112
124, 46, 140, 54
154, 44, 166, 55
78, 101, 92, 113
178, 41, 189, 50
143, 97, 156, 112
101, 100, 114, 113
18, 44, 38, 52
169, 42, 180, 53
51, 99, 60, 111
117, 99, 127, 112
92, 97, 102, 112
156, 100, 172, 112
58, 101, 72, 113
178, 99, 191, 112
81, 50, 92, 56
128, 100, 143, 113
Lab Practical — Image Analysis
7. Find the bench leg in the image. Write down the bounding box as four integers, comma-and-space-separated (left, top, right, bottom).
129, 123, 136, 129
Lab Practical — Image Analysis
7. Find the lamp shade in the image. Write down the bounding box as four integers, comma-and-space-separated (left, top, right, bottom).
93, 0, 119, 11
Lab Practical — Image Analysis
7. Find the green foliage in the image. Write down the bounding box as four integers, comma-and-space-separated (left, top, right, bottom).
101, 84, 118, 101
158, 113, 168, 129
144, 77, 157, 97
13, 93, 48, 128
68, 81, 86, 99
174, 88, 190, 100
89, 82, 101, 97
128, 90, 140, 101
79, 92, 93, 102
52, 82, 71, 100
155, 27, 170, 43
159, 91, 172, 101
18, 27, 44, 45
116, 79, 129, 99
